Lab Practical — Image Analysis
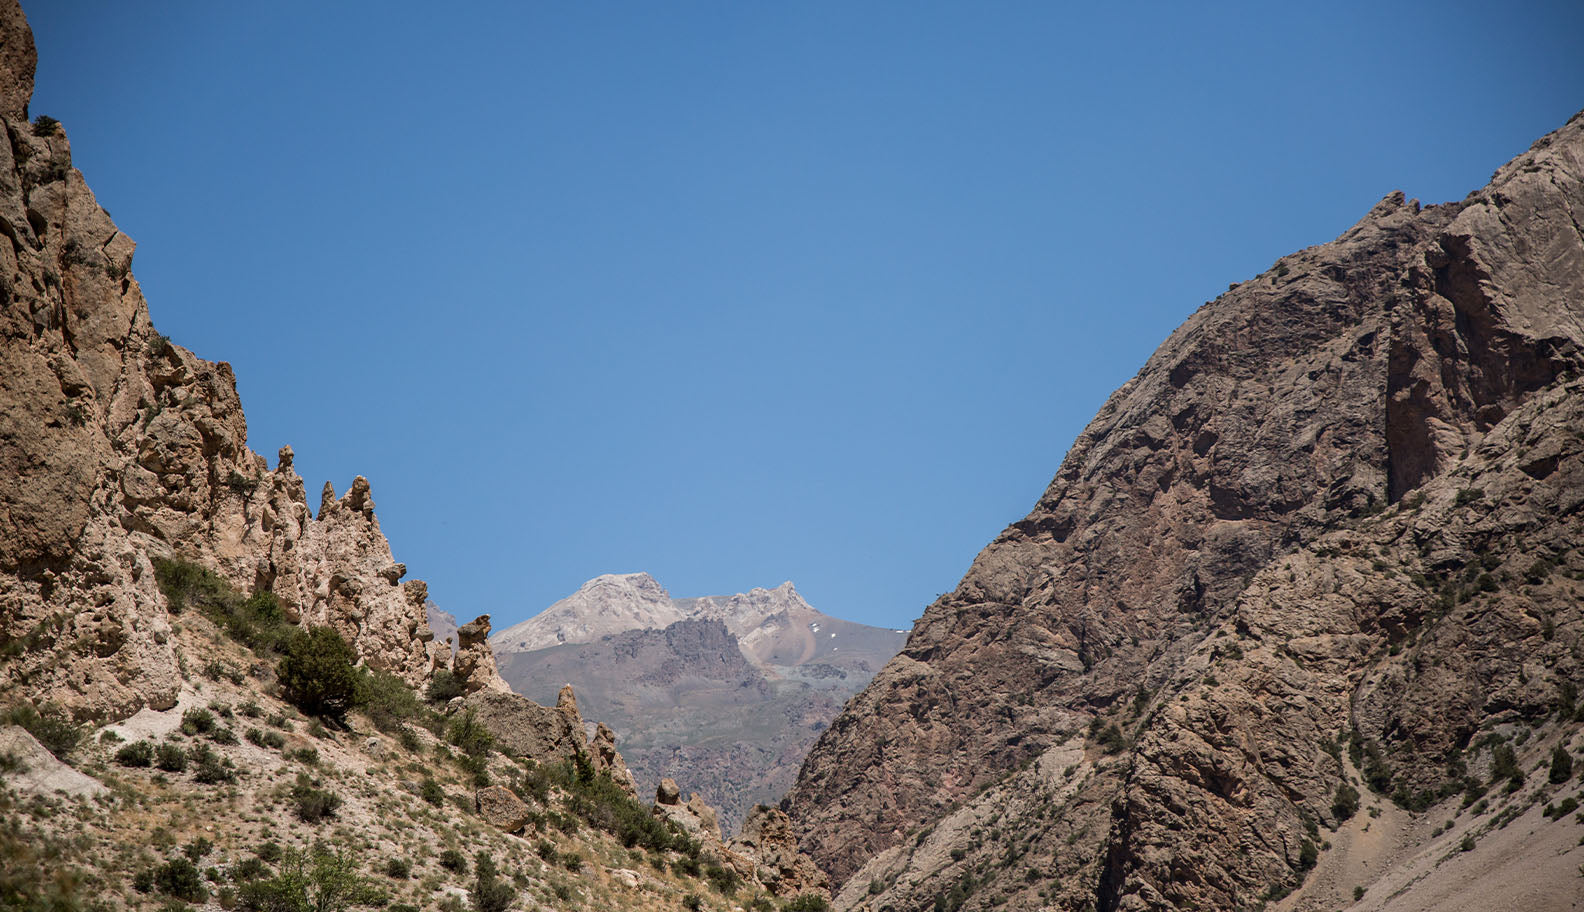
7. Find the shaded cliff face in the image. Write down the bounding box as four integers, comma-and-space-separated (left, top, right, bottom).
0, 0, 454, 720
785, 112, 1584, 911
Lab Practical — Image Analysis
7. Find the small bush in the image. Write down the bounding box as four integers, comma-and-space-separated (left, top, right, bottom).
180, 708, 216, 736
277, 625, 360, 719
31, 115, 60, 136
116, 740, 155, 768
356, 668, 425, 732
256, 842, 282, 864
183, 837, 213, 863
1332, 782, 1360, 821
420, 778, 445, 806
446, 709, 494, 757
291, 775, 342, 822
231, 856, 266, 882
438, 849, 467, 874
1296, 839, 1318, 871
426, 670, 465, 704
290, 746, 319, 766
155, 743, 188, 772
4, 703, 81, 759
784, 895, 832, 912
471, 852, 516, 912
1460, 834, 1475, 852
1549, 745, 1574, 784
384, 857, 411, 879
154, 857, 206, 902
192, 746, 236, 785
245, 728, 286, 750
704, 859, 739, 894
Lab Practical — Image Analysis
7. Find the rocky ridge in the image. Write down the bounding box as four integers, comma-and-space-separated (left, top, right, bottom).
786, 112, 1584, 912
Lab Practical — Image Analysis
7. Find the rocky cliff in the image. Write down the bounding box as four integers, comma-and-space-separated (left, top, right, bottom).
0, 0, 480, 721
785, 112, 1584, 911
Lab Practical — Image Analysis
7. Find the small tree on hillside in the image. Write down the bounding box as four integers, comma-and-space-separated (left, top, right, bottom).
277, 627, 359, 719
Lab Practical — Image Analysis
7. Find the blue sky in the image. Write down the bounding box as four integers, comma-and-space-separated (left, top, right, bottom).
27, 2, 1583, 631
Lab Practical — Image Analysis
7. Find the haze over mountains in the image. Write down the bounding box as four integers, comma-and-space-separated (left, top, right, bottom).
490, 573, 908, 830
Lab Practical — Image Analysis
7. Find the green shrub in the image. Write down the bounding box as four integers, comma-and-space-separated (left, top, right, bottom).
1296, 839, 1318, 871
383, 857, 411, 879
438, 849, 467, 874
425, 670, 464, 704
290, 775, 342, 822
1331, 782, 1360, 821
156, 743, 188, 773
246, 728, 286, 750
446, 709, 494, 757
116, 740, 155, 768
1549, 745, 1574, 784
290, 747, 319, 766
704, 859, 740, 894
278, 627, 359, 719
4, 703, 81, 759
180, 708, 216, 736
784, 895, 832, 912
184, 837, 213, 863
256, 842, 283, 864
153, 558, 293, 656
471, 852, 515, 912
31, 115, 61, 137
237, 847, 370, 912
192, 744, 236, 784
232, 857, 267, 882
354, 668, 427, 732
420, 778, 445, 806
154, 857, 206, 901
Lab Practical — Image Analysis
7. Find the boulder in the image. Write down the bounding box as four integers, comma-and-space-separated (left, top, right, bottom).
474, 785, 531, 832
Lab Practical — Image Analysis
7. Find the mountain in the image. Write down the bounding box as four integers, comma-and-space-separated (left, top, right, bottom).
785, 113, 1584, 912
494, 573, 909, 832
0, 3, 830, 908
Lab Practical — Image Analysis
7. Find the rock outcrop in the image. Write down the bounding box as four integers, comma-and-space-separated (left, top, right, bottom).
0, 0, 495, 721
462, 684, 639, 798
453, 614, 510, 694
786, 111, 1584, 911
474, 784, 534, 832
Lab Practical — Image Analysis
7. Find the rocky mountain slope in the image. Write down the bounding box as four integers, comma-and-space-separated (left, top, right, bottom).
785, 112, 1584, 912
495, 573, 907, 832
0, 2, 831, 908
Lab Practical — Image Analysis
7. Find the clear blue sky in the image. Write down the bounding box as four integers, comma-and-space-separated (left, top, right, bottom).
27, 2, 1583, 631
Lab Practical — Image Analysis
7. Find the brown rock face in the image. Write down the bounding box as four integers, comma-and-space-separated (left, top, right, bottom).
0, 0, 33, 121
785, 111, 1584, 911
